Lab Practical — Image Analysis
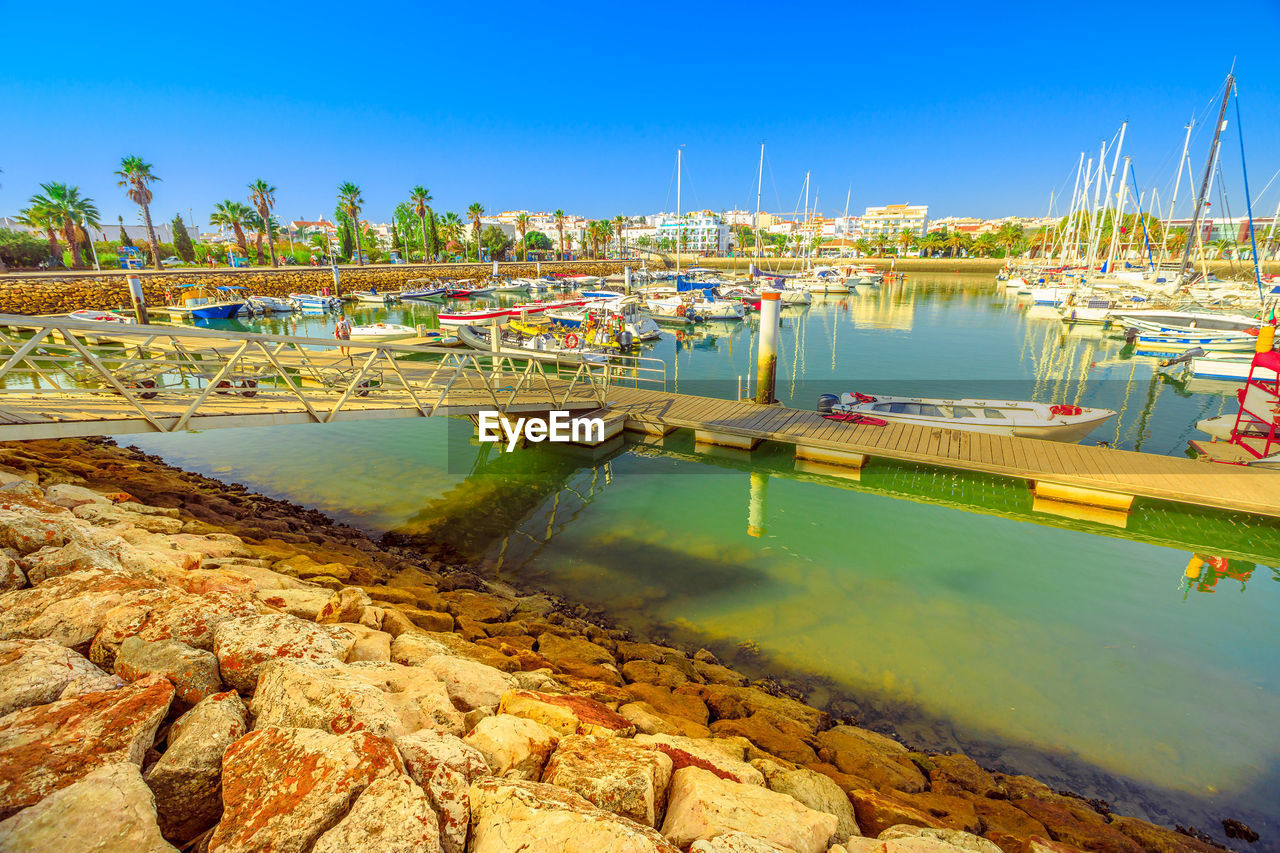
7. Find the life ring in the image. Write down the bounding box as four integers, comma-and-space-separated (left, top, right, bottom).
564, 333, 581, 349
676, 304, 687, 316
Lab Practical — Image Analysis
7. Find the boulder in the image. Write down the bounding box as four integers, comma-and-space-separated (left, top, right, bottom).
889, 791, 981, 834
392, 630, 520, 673
114, 636, 222, 708
442, 589, 514, 622
315, 585, 372, 624
498, 689, 635, 736
212, 613, 355, 692
252, 587, 332, 619
418, 654, 512, 711
690, 833, 794, 852
691, 683, 828, 732
542, 734, 674, 827
468, 777, 681, 853
0, 501, 87, 555
928, 754, 1001, 798
42, 483, 112, 509
250, 659, 465, 738
816, 726, 928, 793
1108, 815, 1223, 853
1011, 798, 1143, 853
145, 691, 248, 842
23, 540, 124, 585
342, 623, 393, 662
396, 731, 491, 853
0, 675, 173, 816
0, 762, 176, 853
73, 502, 183, 534
627, 682, 711, 726
311, 776, 442, 853
618, 701, 685, 736
208, 727, 404, 853
623, 659, 691, 688
712, 712, 819, 765
0, 638, 106, 716
59, 672, 125, 698
0, 554, 24, 591
159, 568, 257, 598
634, 733, 765, 785
876, 825, 1003, 852
660, 766, 838, 853
850, 791, 946, 837
463, 714, 560, 780
90, 588, 259, 668
0, 568, 164, 648
753, 758, 861, 843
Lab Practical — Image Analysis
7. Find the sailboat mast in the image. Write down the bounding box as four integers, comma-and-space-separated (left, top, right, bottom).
843, 186, 851, 259
1063, 153, 1084, 264
1085, 141, 1107, 271
1177, 75, 1233, 284
1095, 121, 1127, 272
754, 143, 764, 264
1105, 156, 1129, 272
676, 147, 682, 278
1159, 119, 1193, 263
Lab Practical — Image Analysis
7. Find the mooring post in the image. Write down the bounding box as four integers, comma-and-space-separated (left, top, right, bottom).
755, 291, 781, 404
126, 274, 150, 324
331, 263, 342, 299
490, 316, 501, 375
624, 266, 632, 295
747, 470, 769, 537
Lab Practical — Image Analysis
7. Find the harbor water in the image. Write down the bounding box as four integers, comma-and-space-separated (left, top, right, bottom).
125, 273, 1280, 841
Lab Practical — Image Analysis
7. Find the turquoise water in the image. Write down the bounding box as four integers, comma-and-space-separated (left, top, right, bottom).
128, 275, 1280, 842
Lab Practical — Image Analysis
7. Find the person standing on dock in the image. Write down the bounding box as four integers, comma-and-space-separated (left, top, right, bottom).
334, 313, 352, 360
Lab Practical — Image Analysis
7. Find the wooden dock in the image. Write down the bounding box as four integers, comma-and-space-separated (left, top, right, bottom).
602, 387, 1280, 521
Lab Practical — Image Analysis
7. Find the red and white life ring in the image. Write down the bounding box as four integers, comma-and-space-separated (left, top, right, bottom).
564, 333, 581, 349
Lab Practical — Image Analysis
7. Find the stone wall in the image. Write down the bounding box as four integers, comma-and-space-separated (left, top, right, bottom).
0, 261, 633, 316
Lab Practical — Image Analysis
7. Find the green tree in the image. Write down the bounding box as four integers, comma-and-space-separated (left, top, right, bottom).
853, 237, 872, 257
553, 209, 566, 259
514, 212, 531, 261
996, 223, 1024, 258
117, 214, 134, 247
25, 182, 100, 268
337, 182, 365, 264
481, 225, 512, 260
0, 229, 51, 268
947, 230, 972, 258
612, 215, 626, 257
16, 204, 61, 266
115, 155, 162, 270
409, 186, 432, 262
248, 179, 279, 267
973, 233, 999, 258
524, 232, 552, 253
467, 203, 485, 260
171, 214, 195, 262
872, 233, 890, 257
897, 228, 915, 255
438, 212, 464, 254
427, 210, 441, 259
209, 200, 254, 257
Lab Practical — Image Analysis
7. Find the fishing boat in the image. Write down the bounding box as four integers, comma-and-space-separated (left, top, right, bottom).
489, 278, 529, 293
817, 392, 1115, 443
400, 284, 447, 300
435, 306, 514, 327
67, 309, 133, 324
248, 295, 296, 314
162, 285, 247, 320
547, 300, 661, 341
347, 322, 416, 342
455, 324, 607, 363
289, 293, 340, 312
350, 290, 397, 305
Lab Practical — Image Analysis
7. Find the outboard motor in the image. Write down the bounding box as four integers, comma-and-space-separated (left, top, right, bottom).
1123, 327, 1140, 344
619, 330, 633, 354
817, 394, 840, 414
1159, 347, 1206, 368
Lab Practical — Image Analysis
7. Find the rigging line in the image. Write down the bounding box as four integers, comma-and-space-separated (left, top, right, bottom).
763, 148, 783, 214
663, 154, 677, 214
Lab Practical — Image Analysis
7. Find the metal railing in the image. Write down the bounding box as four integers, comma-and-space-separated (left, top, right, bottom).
0, 315, 666, 437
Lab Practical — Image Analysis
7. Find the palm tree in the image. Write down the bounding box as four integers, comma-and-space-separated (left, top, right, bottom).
996, 223, 1023, 259
948, 230, 971, 258
115, 156, 162, 270
612, 215, 626, 257
553, 209, 567, 260
209, 200, 254, 258
1211, 238, 1235, 260
438, 212, 464, 254
1166, 228, 1188, 260
26, 183, 99, 269
515, 212, 531, 261
871, 234, 890, 257
409, 186, 433, 262
897, 228, 915, 256
336, 183, 364, 265
466, 203, 485, 261
16, 202, 61, 266
248, 179, 279, 267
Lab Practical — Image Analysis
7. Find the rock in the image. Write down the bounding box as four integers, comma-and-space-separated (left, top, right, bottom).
418, 654, 512, 711
0, 554, 24, 591
59, 672, 125, 697
0, 762, 176, 853
850, 791, 946, 837
970, 799, 1048, 852
623, 659, 690, 687
498, 689, 635, 736
1012, 798, 1142, 853
0, 501, 87, 555
0, 568, 164, 648
222, 563, 314, 591
889, 792, 981, 834
619, 701, 684, 735
0, 638, 106, 716
634, 733, 765, 785
396, 731, 491, 853
628, 682, 711, 726
252, 587, 332, 619
661, 766, 838, 853
402, 607, 457, 633
90, 588, 259, 668
1021, 836, 1087, 853
43, 483, 111, 509
442, 589, 514, 622
1108, 816, 1222, 853
690, 833, 794, 852
693, 659, 749, 687
692, 683, 827, 732
208, 727, 404, 853
0, 675, 173, 816
463, 714, 559, 780
542, 733, 674, 827
928, 754, 1001, 798
342, 623, 393, 662
311, 776, 441, 853
817, 726, 928, 793
316, 585, 372, 624
115, 636, 222, 708
73, 502, 183, 534
145, 691, 248, 842
753, 759, 861, 843
251, 659, 465, 738
712, 711, 819, 765
392, 629, 520, 673
878, 825, 1004, 852
212, 613, 355, 692
23, 540, 123, 585
160, 567, 257, 598
468, 777, 681, 853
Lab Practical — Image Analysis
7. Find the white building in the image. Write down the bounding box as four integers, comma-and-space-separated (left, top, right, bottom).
862, 204, 929, 238
651, 212, 730, 253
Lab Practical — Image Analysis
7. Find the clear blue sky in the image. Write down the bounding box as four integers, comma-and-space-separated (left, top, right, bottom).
3, 0, 1279, 228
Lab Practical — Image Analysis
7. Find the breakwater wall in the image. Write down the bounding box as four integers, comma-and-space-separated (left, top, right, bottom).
0, 261, 632, 316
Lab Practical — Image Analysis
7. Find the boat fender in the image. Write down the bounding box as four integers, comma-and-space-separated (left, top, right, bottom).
1049, 404, 1082, 416
564, 333, 581, 349
853, 392, 877, 403
817, 393, 839, 414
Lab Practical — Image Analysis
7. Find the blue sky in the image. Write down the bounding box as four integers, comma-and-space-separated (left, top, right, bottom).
3, 0, 1279, 227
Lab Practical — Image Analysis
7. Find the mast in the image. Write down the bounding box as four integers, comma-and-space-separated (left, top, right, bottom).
843, 185, 851, 259
1159, 118, 1194, 263
1104, 156, 1130, 273
1094, 121, 1127, 272
1177, 75, 1233, 284
1084, 141, 1107, 272
754, 143, 764, 265
1064, 154, 1087, 265
676, 147, 682, 278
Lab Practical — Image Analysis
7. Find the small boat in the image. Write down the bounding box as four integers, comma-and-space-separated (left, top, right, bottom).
455, 324, 608, 363
351, 290, 397, 305
489, 278, 529, 293
648, 296, 744, 322
818, 392, 1115, 443
289, 293, 339, 312
348, 322, 416, 342
163, 285, 247, 320
563, 274, 603, 287
435, 307, 517, 327
248, 295, 296, 314
67, 309, 133, 324
1113, 310, 1259, 335
400, 284, 448, 300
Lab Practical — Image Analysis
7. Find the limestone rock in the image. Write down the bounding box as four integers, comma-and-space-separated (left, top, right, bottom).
0, 568, 164, 648
619, 701, 685, 735
252, 587, 332, 619
90, 588, 259, 669
208, 727, 405, 853
145, 691, 248, 842
0, 762, 176, 853
542, 733, 674, 827
634, 733, 765, 785
690, 832, 794, 851
251, 659, 465, 737
392, 629, 520, 672
58, 672, 125, 698
692, 683, 828, 732
928, 754, 1001, 798
115, 636, 222, 708
73, 502, 183, 534
315, 585, 372, 624
418, 654, 512, 711
468, 777, 681, 853
23, 540, 123, 585
42, 483, 112, 509
850, 791, 947, 837
0, 554, 24, 591
498, 689, 635, 736
463, 713, 559, 780
0, 500, 87, 555
660, 766, 838, 853
397, 730, 491, 853
817, 726, 928, 793
0, 638, 106, 716
877, 825, 1003, 852
158, 567, 257, 598
311, 776, 442, 853
341, 622, 393, 662
712, 711, 820, 765
0, 675, 173, 816
212, 613, 354, 692
1012, 798, 1142, 853
753, 758, 861, 843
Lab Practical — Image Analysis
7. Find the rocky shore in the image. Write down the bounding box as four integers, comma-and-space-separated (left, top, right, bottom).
0, 438, 1238, 853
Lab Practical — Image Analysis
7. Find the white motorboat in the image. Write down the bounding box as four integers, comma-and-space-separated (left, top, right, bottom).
248, 295, 296, 313
795, 276, 852, 294
647, 296, 744, 322
547, 300, 662, 341
455, 324, 607, 363
289, 293, 339, 312
67, 309, 133, 324
348, 322, 416, 342
489, 279, 530, 293
400, 284, 447, 300
351, 290, 398, 305
1112, 310, 1260, 335
818, 392, 1115, 443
